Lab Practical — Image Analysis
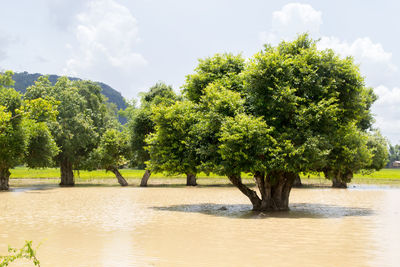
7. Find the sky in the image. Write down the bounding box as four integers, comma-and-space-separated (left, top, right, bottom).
1, 0, 399, 144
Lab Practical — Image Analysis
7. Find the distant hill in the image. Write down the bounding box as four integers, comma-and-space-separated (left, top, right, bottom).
12, 72, 127, 112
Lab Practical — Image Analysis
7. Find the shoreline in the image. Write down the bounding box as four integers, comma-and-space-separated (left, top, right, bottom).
7, 176, 400, 189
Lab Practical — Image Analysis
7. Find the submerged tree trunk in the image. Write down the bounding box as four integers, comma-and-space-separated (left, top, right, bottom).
0, 167, 11, 191
324, 169, 351, 189
109, 167, 128, 186
292, 173, 302, 187
140, 170, 151, 187
331, 172, 351, 188
186, 173, 197, 186
229, 171, 296, 211
331, 176, 347, 188
60, 157, 74, 186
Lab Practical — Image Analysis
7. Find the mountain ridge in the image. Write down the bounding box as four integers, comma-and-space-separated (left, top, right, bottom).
12, 71, 127, 112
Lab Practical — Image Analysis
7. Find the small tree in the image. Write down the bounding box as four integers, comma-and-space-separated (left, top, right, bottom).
126, 82, 177, 186
365, 131, 389, 171
323, 129, 388, 188
322, 123, 372, 188
0, 240, 40, 266
85, 128, 130, 186
146, 101, 199, 186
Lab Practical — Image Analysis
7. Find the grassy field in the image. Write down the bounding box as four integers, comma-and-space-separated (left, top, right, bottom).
8, 167, 400, 187
9, 167, 229, 180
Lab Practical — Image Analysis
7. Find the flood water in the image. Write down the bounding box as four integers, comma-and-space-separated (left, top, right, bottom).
1, 185, 400, 266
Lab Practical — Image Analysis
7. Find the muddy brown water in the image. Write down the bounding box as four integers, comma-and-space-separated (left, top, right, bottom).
1, 185, 400, 267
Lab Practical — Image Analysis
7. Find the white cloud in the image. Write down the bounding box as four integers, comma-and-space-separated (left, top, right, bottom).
318, 37, 391, 63
372, 86, 400, 143
272, 3, 322, 27
63, 0, 147, 94
259, 3, 322, 44
259, 2, 397, 87
318, 37, 397, 86
374, 86, 400, 107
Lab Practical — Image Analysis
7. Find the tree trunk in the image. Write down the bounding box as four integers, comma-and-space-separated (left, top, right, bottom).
0, 167, 11, 191
230, 171, 296, 211
110, 167, 128, 186
140, 170, 151, 187
324, 169, 351, 188
332, 176, 347, 188
292, 173, 302, 187
332, 172, 353, 188
228, 174, 261, 210
186, 173, 197, 186
60, 157, 74, 186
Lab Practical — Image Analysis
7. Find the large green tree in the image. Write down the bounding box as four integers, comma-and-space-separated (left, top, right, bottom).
0, 71, 58, 190
221, 34, 378, 209
25, 76, 109, 186
152, 35, 379, 211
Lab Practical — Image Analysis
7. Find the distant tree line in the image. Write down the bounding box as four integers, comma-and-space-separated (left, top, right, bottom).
0, 35, 389, 211
388, 144, 400, 167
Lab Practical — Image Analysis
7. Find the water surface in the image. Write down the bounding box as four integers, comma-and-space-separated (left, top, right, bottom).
1, 186, 399, 266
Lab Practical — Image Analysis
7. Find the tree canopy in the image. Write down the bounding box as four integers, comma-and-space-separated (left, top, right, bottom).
25, 76, 111, 186
147, 34, 386, 210
0, 71, 58, 190
85, 128, 131, 186
125, 82, 178, 186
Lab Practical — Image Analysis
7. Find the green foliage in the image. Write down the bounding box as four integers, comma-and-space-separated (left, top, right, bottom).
0, 71, 14, 87
0, 72, 58, 180
0, 241, 40, 267
183, 53, 245, 102
218, 114, 274, 176
25, 76, 110, 170
23, 120, 59, 168
388, 143, 400, 166
128, 107, 153, 168
0, 85, 25, 170
243, 34, 376, 176
324, 123, 372, 175
192, 86, 245, 173
140, 82, 178, 105
146, 101, 199, 175
127, 82, 177, 168
366, 131, 389, 171
148, 34, 380, 194
86, 128, 131, 171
